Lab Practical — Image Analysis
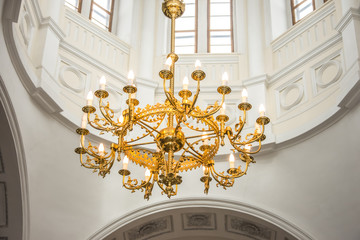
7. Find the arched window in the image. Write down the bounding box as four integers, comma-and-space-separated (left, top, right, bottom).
89, 0, 115, 31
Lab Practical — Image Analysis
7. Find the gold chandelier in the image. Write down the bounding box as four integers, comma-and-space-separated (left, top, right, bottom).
75, 0, 270, 200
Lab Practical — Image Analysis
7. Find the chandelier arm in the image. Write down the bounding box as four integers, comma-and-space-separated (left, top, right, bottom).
210, 164, 244, 180
209, 166, 235, 187
230, 111, 247, 142
98, 98, 117, 125
228, 137, 263, 155
187, 79, 201, 114
122, 172, 153, 191
86, 112, 118, 132
184, 139, 205, 160
163, 81, 184, 114
137, 121, 162, 135
189, 94, 226, 119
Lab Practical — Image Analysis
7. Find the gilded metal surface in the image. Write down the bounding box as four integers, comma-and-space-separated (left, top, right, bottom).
217, 86, 231, 95
238, 102, 252, 111
256, 116, 270, 125
191, 70, 206, 81
123, 85, 137, 94
159, 70, 173, 80
94, 90, 109, 98
75, 0, 270, 199
82, 106, 96, 113
162, 0, 185, 19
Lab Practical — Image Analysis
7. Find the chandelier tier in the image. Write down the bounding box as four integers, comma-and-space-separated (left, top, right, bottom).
75, 0, 270, 200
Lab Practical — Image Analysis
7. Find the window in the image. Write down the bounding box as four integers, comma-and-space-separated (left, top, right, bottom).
89, 0, 115, 31
175, 0, 197, 54
65, 0, 82, 13
291, 0, 315, 24
174, 0, 233, 54
208, 0, 233, 53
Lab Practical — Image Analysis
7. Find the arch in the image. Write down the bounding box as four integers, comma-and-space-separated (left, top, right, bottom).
89, 198, 314, 240
0, 76, 30, 240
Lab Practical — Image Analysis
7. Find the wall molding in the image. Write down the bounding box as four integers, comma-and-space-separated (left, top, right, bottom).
88, 198, 314, 240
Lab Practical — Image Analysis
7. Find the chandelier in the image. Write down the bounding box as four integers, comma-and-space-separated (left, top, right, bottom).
75, 0, 270, 200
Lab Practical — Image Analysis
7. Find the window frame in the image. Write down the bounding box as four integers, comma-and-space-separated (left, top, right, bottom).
290, 0, 315, 25
207, 0, 234, 53
174, 0, 198, 54
89, 0, 115, 32
65, 0, 83, 13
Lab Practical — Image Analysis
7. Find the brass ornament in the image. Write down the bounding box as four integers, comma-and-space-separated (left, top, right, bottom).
75, 0, 270, 200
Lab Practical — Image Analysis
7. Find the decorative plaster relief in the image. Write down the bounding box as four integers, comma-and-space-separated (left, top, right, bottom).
0, 182, 8, 227
315, 60, 342, 88
0, 150, 4, 173
225, 215, 276, 240
280, 83, 304, 111
275, 74, 306, 116
19, 9, 33, 47
182, 213, 216, 230
59, 64, 86, 93
123, 215, 173, 240
311, 51, 343, 95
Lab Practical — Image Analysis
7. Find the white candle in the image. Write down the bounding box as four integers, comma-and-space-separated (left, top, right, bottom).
221, 72, 229, 86
81, 113, 87, 128
183, 76, 189, 90
145, 168, 151, 181
128, 70, 135, 86
195, 59, 201, 70
122, 155, 129, 170
259, 104, 265, 117
99, 76, 106, 90
98, 143, 105, 156
220, 103, 226, 115
229, 153, 235, 168
86, 91, 93, 106
202, 132, 209, 145
242, 89, 248, 103
164, 57, 172, 71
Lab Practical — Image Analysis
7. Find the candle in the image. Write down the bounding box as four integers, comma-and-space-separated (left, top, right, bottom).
259, 104, 265, 117
99, 76, 106, 90
86, 91, 93, 106
128, 70, 135, 86
81, 113, 87, 128
202, 132, 209, 145
164, 57, 172, 71
122, 155, 129, 170
229, 152, 235, 168
242, 89, 248, 103
222, 72, 229, 86
145, 168, 151, 181
98, 143, 105, 156
183, 76, 189, 90
195, 59, 201, 70
220, 103, 226, 115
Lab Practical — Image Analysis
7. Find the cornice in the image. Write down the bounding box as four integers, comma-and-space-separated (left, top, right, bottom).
335, 7, 360, 33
